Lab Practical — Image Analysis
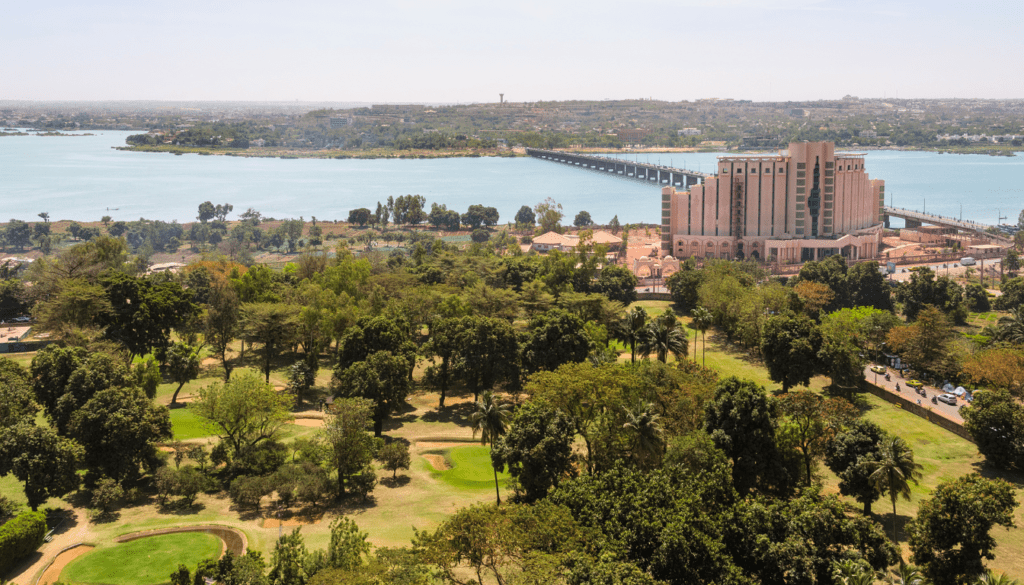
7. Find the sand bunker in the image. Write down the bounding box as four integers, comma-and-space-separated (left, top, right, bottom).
38, 544, 94, 585
291, 418, 324, 428
422, 453, 450, 471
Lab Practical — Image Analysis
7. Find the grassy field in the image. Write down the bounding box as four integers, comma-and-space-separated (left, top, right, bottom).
424, 445, 511, 491
169, 407, 219, 441
62, 532, 221, 585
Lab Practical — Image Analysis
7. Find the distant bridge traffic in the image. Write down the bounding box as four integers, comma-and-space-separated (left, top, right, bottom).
525, 148, 709, 189
882, 206, 1012, 243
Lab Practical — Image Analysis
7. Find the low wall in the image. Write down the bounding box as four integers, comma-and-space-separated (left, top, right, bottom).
635, 292, 674, 302
858, 380, 974, 443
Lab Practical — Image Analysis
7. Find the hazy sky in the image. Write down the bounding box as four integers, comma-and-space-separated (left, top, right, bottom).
3, 0, 1022, 103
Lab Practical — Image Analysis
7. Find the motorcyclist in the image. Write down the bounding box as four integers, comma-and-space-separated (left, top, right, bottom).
895, 383, 900, 392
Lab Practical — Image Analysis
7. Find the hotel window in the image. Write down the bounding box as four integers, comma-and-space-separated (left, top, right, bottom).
797, 163, 806, 169
722, 168, 729, 173
797, 171, 806, 178
847, 165, 851, 170
765, 168, 772, 173
750, 168, 757, 173
779, 168, 784, 173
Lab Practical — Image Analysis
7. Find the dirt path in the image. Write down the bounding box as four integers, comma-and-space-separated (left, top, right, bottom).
36, 545, 93, 585
7, 509, 92, 585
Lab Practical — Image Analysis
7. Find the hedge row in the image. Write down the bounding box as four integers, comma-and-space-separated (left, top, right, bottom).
0, 510, 47, 574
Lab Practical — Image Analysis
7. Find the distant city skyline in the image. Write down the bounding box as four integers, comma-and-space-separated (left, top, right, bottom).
3, 0, 1022, 103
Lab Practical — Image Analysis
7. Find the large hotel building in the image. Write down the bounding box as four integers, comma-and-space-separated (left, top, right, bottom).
661, 141, 884, 263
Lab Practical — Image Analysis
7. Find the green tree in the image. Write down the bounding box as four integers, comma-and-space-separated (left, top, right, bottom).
896, 267, 967, 322
0, 358, 38, 429
0, 423, 83, 510
325, 517, 372, 571
533, 197, 564, 234
818, 308, 869, 390
456, 316, 521, 401
204, 279, 240, 380
824, 419, 888, 514
760, 311, 821, 392
595, 264, 638, 305
376, 442, 411, 479
996, 306, 1024, 345
704, 377, 794, 495
608, 214, 621, 234
573, 210, 594, 227
798, 254, 850, 312
908, 474, 1018, 585
268, 528, 312, 585
336, 315, 415, 372
778, 391, 856, 486
192, 371, 293, 459
197, 201, 216, 223
613, 306, 650, 364
423, 317, 463, 409
691, 306, 714, 366
166, 342, 201, 405
640, 309, 688, 363
962, 390, 1024, 471
70, 387, 172, 482
240, 302, 300, 382
3, 219, 32, 250
469, 390, 511, 505
320, 397, 378, 497
867, 435, 924, 542
622, 400, 665, 470
886, 305, 957, 378
521, 309, 589, 374
332, 351, 412, 437
514, 205, 535, 228
347, 208, 372, 226
30, 347, 135, 435
99, 272, 198, 361
32, 279, 112, 335
491, 401, 576, 502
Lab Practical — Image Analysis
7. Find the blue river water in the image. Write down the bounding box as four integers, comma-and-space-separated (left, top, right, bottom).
2, 131, 1022, 227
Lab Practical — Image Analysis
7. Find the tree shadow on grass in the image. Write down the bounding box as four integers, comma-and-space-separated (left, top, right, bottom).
869, 509, 916, 546
156, 500, 207, 516
419, 401, 476, 424
381, 475, 412, 489
969, 460, 1024, 488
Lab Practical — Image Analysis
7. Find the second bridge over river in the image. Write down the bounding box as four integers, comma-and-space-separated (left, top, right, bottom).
526, 148, 709, 189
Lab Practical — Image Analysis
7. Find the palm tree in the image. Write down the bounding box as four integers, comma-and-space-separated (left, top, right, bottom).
613, 307, 650, 363
977, 570, 1020, 585
889, 564, 925, 585
622, 401, 664, 469
691, 307, 714, 368
641, 310, 688, 363
469, 390, 512, 505
833, 560, 876, 585
996, 306, 1024, 344
867, 436, 924, 543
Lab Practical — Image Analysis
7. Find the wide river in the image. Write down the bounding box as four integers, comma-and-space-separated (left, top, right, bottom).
2, 131, 1022, 227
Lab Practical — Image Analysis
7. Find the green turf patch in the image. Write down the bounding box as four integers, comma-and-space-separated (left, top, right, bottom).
424, 445, 509, 490
62, 532, 221, 585
170, 408, 219, 441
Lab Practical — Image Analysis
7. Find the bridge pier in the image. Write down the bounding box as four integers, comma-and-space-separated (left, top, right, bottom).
905, 219, 922, 229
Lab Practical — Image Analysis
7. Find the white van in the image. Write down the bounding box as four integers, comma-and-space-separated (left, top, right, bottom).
960, 257, 976, 266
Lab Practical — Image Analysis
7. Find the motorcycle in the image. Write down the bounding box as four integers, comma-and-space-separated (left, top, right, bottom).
885, 374, 891, 382
931, 396, 938, 405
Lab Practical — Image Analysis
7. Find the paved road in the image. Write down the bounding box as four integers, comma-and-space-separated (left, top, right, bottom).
864, 364, 965, 423
885, 258, 1002, 283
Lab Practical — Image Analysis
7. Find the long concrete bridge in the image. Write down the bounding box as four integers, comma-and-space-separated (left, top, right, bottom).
882, 206, 1012, 244
525, 148, 710, 189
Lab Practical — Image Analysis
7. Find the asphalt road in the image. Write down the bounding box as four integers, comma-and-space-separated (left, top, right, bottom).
864, 364, 966, 423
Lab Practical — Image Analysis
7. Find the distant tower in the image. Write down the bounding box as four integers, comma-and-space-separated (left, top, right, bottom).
499, 93, 504, 105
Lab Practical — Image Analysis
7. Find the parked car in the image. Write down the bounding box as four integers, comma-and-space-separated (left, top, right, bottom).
937, 393, 958, 405
870, 365, 887, 374
907, 380, 924, 389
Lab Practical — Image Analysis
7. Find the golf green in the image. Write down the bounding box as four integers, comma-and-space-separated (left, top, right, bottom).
61, 532, 221, 585
426, 445, 510, 490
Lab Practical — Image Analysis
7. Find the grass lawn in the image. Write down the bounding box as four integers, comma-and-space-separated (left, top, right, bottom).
169, 407, 220, 441
61, 532, 221, 585
424, 445, 510, 491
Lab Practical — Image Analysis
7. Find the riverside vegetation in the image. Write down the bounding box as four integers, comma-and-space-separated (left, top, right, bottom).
1, 201, 1024, 585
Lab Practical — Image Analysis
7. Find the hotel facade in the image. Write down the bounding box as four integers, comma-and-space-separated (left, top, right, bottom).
661, 141, 884, 264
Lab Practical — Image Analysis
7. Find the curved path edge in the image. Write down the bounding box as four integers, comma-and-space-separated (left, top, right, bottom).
114, 525, 248, 557
34, 543, 94, 585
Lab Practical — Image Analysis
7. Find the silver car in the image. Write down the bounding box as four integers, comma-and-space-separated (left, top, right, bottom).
937, 393, 957, 405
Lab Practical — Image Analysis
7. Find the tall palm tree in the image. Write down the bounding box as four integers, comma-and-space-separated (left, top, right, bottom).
691, 307, 714, 368
469, 390, 512, 505
977, 570, 1020, 585
867, 436, 924, 543
614, 307, 650, 363
996, 306, 1024, 344
622, 400, 664, 469
641, 311, 688, 363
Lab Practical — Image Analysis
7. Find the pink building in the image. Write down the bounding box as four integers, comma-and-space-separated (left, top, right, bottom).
662, 142, 884, 264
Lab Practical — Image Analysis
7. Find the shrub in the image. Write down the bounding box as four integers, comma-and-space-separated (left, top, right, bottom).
0, 510, 47, 574
91, 478, 124, 513
349, 468, 377, 502
154, 467, 180, 505
176, 467, 211, 506
230, 476, 272, 510
0, 495, 18, 521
